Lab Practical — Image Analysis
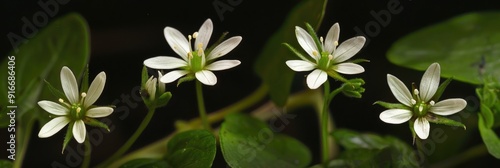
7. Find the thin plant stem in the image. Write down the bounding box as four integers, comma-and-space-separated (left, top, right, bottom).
12, 116, 35, 168
321, 80, 331, 163
96, 107, 156, 168
196, 81, 210, 130
81, 137, 92, 168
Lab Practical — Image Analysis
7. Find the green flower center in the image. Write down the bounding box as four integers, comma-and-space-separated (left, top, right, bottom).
411, 89, 434, 117
317, 52, 333, 70
187, 33, 206, 73
60, 92, 87, 120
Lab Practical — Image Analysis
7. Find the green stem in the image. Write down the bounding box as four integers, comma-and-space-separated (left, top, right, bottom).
196, 81, 210, 130
12, 116, 35, 168
96, 107, 156, 168
321, 80, 331, 163
81, 138, 91, 168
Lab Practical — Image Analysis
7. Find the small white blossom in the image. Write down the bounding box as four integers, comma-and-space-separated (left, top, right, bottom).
144, 19, 242, 86
286, 23, 366, 89
379, 63, 467, 139
38, 66, 113, 143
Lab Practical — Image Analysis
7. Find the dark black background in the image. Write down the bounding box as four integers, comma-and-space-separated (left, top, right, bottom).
1, 0, 499, 167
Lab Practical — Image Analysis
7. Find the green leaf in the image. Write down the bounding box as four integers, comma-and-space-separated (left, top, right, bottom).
426, 114, 466, 129
165, 130, 216, 168
373, 101, 409, 110
254, 0, 327, 106
120, 158, 171, 168
478, 113, 500, 159
387, 12, 500, 85
220, 114, 311, 168
0, 13, 90, 127
0, 160, 13, 168
330, 129, 419, 168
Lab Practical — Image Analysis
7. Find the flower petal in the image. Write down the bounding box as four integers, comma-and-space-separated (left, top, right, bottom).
387, 74, 413, 106
84, 72, 106, 107
145, 76, 157, 99
38, 100, 69, 115
73, 120, 86, 143
379, 109, 412, 124
144, 56, 187, 69
286, 60, 316, 72
420, 63, 440, 102
60, 66, 79, 104
205, 60, 241, 71
38, 116, 70, 138
430, 98, 467, 116
306, 69, 327, 89
157, 71, 165, 93
324, 23, 339, 54
295, 26, 319, 60
86, 107, 114, 118
164, 27, 190, 60
414, 118, 430, 139
206, 36, 242, 61
195, 70, 217, 86
195, 19, 213, 51
334, 62, 365, 74
160, 70, 189, 83
333, 36, 366, 63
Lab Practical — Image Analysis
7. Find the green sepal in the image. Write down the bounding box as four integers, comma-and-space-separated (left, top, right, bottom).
156, 92, 173, 108
206, 32, 228, 56
80, 64, 90, 93
44, 80, 66, 100
341, 79, 366, 99
62, 121, 74, 153
177, 75, 195, 87
426, 114, 466, 130
282, 43, 311, 62
349, 59, 371, 64
84, 118, 110, 132
304, 22, 322, 53
374, 101, 409, 110
141, 88, 153, 108
409, 119, 417, 142
141, 66, 149, 88
431, 77, 453, 102
326, 70, 348, 83
480, 104, 494, 128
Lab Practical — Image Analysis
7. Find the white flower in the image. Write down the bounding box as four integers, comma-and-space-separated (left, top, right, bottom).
38, 66, 113, 143
379, 63, 467, 139
144, 18, 242, 86
286, 23, 366, 89
144, 71, 165, 101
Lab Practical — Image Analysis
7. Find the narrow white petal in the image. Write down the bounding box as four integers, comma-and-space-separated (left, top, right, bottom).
86, 107, 114, 118
144, 56, 187, 69
157, 71, 165, 93
387, 74, 413, 106
160, 70, 189, 83
414, 118, 430, 139
84, 72, 106, 107
324, 23, 339, 54
295, 26, 319, 60
164, 27, 190, 60
379, 109, 412, 124
430, 98, 467, 116
60, 66, 79, 104
205, 60, 241, 71
195, 70, 217, 86
306, 69, 327, 89
334, 62, 365, 74
206, 36, 242, 61
333, 36, 366, 63
420, 63, 441, 102
145, 76, 157, 99
73, 120, 86, 143
286, 60, 316, 72
38, 100, 69, 115
195, 19, 213, 51
38, 117, 70, 138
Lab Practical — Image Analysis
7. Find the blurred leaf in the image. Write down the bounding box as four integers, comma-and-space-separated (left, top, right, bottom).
120, 158, 171, 168
0, 160, 13, 168
330, 129, 419, 168
0, 13, 90, 127
220, 114, 311, 168
254, 0, 327, 106
387, 12, 500, 85
165, 130, 216, 168
478, 113, 500, 159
